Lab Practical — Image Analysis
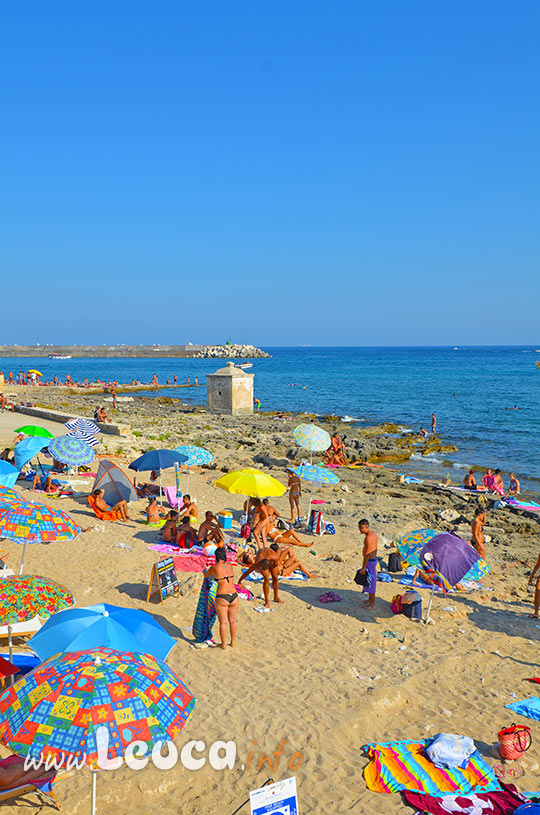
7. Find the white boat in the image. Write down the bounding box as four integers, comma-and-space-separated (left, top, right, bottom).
236, 361, 253, 369
49, 353, 72, 359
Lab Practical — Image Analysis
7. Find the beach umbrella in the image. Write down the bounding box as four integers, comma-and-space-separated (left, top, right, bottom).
395, 528, 490, 582
0, 647, 196, 814
0, 575, 74, 626
29, 603, 176, 662
0, 502, 82, 575
65, 418, 100, 435
215, 468, 286, 522
420, 533, 481, 622
48, 435, 94, 467
174, 461, 182, 510
68, 429, 100, 448
14, 436, 51, 471
27, 370, 42, 377
0, 461, 18, 490
174, 445, 214, 493
129, 449, 188, 504
293, 423, 331, 463
0, 486, 19, 505
289, 463, 340, 521
14, 425, 54, 439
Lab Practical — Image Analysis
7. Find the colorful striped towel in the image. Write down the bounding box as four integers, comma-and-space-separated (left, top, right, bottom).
242, 569, 308, 582
192, 578, 217, 643
363, 739, 499, 796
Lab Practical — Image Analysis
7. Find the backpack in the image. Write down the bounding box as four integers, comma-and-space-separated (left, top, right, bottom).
240, 523, 251, 539
391, 594, 403, 614
388, 552, 402, 572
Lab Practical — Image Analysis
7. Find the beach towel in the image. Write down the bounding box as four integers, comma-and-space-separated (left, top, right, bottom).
502, 498, 540, 513
399, 575, 446, 592
402, 783, 528, 814
192, 578, 217, 643
242, 569, 308, 582
506, 697, 540, 722
363, 739, 498, 796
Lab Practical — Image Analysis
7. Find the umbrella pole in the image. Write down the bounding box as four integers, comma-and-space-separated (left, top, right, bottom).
159, 470, 163, 506
19, 540, 27, 576
307, 484, 313, 527
7, 625, 13, 686
91, 769, 97, 815
186, 465, 189, 496
424, 586, 435, 624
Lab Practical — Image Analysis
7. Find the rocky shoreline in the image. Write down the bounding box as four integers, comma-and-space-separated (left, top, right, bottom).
0, 343, 269, 358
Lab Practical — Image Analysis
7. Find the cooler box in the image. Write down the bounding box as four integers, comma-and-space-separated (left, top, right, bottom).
218, 511, 233, 530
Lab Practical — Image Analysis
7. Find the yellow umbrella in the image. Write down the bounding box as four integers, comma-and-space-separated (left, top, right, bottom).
214, 468, 286, 498
27, 370, 42, 376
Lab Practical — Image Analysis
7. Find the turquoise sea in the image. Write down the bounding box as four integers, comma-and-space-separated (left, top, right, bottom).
1, 347, 539, 495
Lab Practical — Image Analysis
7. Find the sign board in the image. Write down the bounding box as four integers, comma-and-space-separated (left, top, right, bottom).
250, 777, 298, 815
147, 557, 179, 603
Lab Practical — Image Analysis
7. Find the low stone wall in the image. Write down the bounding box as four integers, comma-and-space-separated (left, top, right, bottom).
14, 405, 131, 436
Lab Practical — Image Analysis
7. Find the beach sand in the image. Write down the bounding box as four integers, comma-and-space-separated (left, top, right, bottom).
0, 405, 539, 814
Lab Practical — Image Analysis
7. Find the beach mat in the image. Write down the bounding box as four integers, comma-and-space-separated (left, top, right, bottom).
242, 569, 308, 582
506, 697, 540, 721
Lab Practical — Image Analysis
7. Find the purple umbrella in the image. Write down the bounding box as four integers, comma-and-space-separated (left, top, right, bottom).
420, 533, 480, 622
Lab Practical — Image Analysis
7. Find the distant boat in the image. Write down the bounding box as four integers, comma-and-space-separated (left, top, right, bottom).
453, 347, 459, 350
236, 361, 253, 369
49, 353, 72, 359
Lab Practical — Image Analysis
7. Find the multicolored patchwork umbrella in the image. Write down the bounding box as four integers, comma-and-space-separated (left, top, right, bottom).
293, 423, 331, 462
14, 425, 54, 439
0, 648, 196, 811
0, 486, 19, 506
0, 502, 82, 574
0, 575, 74, 626
65, 418, 100, 435
174, 445, 214, 492
48, 435, 94, 467
68, 429, 100, 448
395, 528, 490, 582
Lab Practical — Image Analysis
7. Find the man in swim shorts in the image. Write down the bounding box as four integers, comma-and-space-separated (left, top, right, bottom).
463, 470, 477, 490
238, 547, 283, 608
198, 511, 224, 544
358, 518, 378, 610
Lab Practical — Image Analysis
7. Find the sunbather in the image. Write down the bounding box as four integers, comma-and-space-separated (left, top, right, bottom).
238, 547, 283, 608
176, 516, 197, 548
0, 756, 55, 791
162, 511, 178, 543
263, 499, 310, 546
146, 497, 167, 523
178, 494, 198, 522
91, 488, 129, 521
204, 546, 239, 649
287, 469, 302, 523
251, 498, 270, 545
269, 542, 318, 578
32, 473, 55, 493
198, 511, 224, 544
463, 470, 477, 490
471, 508, 486, 558
324, 432, 348, 466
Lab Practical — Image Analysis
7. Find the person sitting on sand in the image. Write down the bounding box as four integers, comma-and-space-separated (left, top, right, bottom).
268, 542, 318, 578
287, 469, 302, 523
509, 472, 521, 495
176, 516, 197, 548
91, 488, 129, 521
238, 547, 283, 608
0, 448, 12, 463
494, 469, 505, 494
94, 406, 111, 423
482, 468, 496, 490
204, 546, 239, 648
324, 432, 348, 466
471, 507, 486, 558
263, 499, 310, 547
357, 518, 378, 610
198, 511, 224, 544
162, 510, 178, 543
32, 473, 55, 493
146, 497, 167, 524
527, 553, 540, 618
178, 494, 197, 522
463, 469, 477, 490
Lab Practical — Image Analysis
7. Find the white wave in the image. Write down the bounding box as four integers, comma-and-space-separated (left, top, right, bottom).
342, 416, 361, 422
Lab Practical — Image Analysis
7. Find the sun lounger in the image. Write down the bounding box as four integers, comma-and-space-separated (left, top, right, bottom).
0, 615, 43, 641
87, 494, 121, 520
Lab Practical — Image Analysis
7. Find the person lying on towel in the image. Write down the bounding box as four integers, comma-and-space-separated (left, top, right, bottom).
239, 545, 317, 608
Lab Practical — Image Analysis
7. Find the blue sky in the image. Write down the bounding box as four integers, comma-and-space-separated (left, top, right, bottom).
1, 1, 539, 346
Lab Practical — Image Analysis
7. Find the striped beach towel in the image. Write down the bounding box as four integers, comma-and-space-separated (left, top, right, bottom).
192, 578, 217, 643
363, 740, 498, 796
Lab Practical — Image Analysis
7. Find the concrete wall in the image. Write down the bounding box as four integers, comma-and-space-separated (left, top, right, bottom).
14, 405, 131, 436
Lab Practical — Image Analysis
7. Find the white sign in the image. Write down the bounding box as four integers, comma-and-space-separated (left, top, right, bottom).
250, 776, 298, 815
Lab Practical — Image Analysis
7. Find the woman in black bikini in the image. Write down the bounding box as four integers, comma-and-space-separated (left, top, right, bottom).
204, 547, 239, 650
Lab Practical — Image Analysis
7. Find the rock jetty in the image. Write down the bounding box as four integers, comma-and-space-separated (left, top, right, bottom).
195, 344, 269, 359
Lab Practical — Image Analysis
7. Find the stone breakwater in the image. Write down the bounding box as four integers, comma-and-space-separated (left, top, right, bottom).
195, 344, 269, 359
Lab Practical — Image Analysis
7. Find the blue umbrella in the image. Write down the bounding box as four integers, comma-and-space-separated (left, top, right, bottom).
289, 464, 340, 520
0, 461, 18, 490
174, 445, 214, 492
48, 435, 94, 467
28, 603, 177, 662
14, 437, 51, 471
129, 449, 188, 504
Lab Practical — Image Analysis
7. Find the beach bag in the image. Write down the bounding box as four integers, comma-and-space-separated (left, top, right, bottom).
308, 509, 326, 536
498, 724, 532, 760
391, 594, 403, 614
354, 569, 369, 586
388, 552, 402, 572
240, 523, 251, 539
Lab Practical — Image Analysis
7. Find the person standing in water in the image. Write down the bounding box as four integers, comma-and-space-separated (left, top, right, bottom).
358, 519, 378, 610
431, 413, 437, 434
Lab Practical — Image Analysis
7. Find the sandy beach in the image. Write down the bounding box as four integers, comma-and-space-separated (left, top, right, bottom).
0, 398, 539, 815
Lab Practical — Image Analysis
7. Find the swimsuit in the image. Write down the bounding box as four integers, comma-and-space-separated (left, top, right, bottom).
215, 574, 237, 603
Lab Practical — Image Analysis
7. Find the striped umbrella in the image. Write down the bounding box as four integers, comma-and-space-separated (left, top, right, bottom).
65, 418, 100, 435
68, 429, 100, 448
48, 435, 94, 467
0, 502, 82, 575
0, 576, 74, 626
293, 423, 331, 462
289, 464, 340, 520
174, 445, 214, 492
0, 648, 195, 814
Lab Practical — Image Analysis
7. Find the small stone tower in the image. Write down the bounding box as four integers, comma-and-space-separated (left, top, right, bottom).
206, 362, 254, 415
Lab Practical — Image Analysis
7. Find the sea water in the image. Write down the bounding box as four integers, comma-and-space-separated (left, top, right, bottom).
1, 347, 539, 493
